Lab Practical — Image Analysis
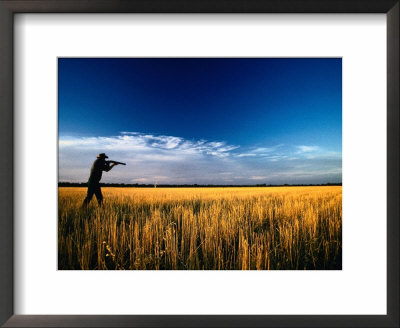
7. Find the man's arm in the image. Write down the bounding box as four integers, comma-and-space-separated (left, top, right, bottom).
103, 161, 117, 172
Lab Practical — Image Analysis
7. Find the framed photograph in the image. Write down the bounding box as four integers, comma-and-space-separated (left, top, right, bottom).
0, 0, 398, 327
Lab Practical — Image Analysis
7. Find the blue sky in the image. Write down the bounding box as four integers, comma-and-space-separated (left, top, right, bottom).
58, 58, 342, 185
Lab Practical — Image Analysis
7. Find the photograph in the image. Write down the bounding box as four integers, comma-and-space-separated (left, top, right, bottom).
58, 57, 342, 270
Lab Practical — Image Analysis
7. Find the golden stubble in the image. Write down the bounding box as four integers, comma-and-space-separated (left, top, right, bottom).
58, 186, 342, 270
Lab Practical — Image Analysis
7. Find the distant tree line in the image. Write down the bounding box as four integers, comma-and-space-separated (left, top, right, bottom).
58, 182, 342, 188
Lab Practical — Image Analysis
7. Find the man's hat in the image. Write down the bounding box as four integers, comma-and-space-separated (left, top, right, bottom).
97, 153, 109, 159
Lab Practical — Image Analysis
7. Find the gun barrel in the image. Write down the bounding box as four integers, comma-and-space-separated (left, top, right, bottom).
109, 160, 126, 165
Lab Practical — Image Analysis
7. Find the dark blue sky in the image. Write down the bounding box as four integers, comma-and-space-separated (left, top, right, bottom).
58, 58, 342, 184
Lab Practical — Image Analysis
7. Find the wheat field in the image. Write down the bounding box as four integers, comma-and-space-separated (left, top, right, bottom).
58, 186, 342, 270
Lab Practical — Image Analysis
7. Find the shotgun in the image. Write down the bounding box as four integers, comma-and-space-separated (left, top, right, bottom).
108, 160, 126, 166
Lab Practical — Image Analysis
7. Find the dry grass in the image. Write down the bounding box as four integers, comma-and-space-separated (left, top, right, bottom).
58, 186, 342, 270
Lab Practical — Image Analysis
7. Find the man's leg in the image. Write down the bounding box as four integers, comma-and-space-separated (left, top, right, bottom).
82, 185, 95, 208
94, 185, 103, 206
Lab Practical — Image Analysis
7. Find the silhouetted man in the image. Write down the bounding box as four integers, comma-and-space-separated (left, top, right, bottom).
82, 153, 117, 207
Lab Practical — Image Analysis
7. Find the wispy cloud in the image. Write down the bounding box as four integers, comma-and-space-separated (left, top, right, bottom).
60, 133, 239, 159
297, 145, 320, 153
235, 145, 283, 158
59, 132, 342, 184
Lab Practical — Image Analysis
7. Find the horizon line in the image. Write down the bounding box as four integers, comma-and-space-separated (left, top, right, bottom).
59, 181, 342, 187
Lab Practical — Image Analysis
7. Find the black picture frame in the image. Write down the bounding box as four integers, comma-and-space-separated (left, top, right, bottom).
0, 1, 398, 327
